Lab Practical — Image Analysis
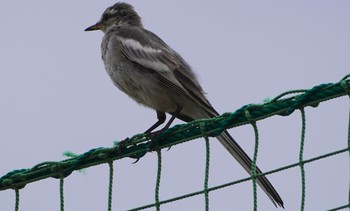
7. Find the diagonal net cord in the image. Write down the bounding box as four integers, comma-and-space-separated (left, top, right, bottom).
1, 75, 350, 210
1, 75, 349, 192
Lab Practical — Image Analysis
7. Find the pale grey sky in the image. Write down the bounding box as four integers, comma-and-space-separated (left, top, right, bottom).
1, 1, 349, 210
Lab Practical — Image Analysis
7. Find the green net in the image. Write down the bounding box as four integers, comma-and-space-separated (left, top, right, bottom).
1, 74, 350, 210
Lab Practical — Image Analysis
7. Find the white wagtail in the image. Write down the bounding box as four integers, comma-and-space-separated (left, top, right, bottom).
85, 2, 283, 208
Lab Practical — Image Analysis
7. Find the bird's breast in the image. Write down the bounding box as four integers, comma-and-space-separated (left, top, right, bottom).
102, 46, 178, 112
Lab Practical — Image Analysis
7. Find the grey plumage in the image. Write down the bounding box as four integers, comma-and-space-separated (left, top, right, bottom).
85, 2, 284, 208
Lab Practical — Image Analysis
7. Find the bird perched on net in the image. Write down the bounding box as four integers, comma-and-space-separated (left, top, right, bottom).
85, 2, 284, 208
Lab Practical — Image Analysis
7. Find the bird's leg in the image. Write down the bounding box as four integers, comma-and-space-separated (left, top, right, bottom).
149, 106, 183, 136
145, 111, 166, 134
147, 106, 182, 151
119, 112, 165, 155
161, 106, 182, 131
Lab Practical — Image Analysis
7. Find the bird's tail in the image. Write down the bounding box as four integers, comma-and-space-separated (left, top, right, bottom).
217, 131, 284, 208
176, 104, 283, 207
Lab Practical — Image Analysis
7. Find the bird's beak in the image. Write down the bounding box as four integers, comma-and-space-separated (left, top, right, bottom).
84, 22, 103, 31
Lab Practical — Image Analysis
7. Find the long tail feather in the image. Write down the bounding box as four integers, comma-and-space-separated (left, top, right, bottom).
217, 131, 284, 208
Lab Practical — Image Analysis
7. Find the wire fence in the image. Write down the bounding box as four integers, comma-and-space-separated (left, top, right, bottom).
1, 74, 350, 210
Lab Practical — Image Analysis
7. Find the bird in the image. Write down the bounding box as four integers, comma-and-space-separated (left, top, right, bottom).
85, 2, 284, 208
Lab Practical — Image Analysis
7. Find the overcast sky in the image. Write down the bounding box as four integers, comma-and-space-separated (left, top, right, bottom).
1, 1, 349, 210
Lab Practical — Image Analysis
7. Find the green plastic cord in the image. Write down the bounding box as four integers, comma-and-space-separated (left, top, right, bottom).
0, 75, 349, 211
1, 76, 349, 193
245, 108, 259, 211
251, 121, 259, 211
108, 162, 114, 211
299, 108, 306, 211
15, 189, 19, 211
155, 150, 162, 211
200, 122, 210, 211
60, 175, 64, 211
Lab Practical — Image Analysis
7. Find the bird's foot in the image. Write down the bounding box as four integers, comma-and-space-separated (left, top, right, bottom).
117, 137, 130, 155
146, 128, 173, 151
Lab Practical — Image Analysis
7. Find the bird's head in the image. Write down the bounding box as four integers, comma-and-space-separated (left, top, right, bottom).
85, 2, 142, 32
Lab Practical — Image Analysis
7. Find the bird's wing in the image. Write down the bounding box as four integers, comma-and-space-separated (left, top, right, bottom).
110, 26, 215, 114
